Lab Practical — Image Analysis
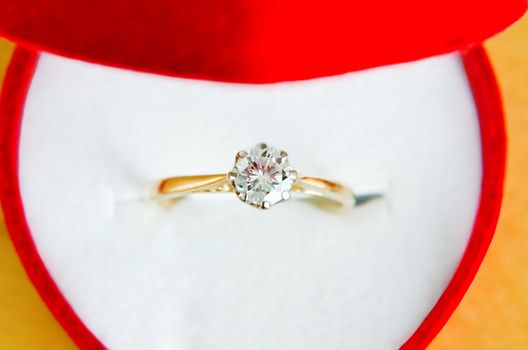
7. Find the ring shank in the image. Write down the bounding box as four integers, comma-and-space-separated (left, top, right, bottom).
154, 174, 356, 208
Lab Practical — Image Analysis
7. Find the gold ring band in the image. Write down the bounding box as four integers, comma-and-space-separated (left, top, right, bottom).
155, 174, 356, 209
150, 143, 356, 210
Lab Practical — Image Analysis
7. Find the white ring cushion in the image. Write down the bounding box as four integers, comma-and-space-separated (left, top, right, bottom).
18, 52, 481, 349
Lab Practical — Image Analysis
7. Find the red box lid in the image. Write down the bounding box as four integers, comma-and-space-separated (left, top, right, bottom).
0, 0, 525, 82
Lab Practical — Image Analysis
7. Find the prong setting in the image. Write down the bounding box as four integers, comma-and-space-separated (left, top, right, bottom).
230, 143, 296, 210
290, 170, 299, 182
228, 171, 237, 182
236, 150, 247, 160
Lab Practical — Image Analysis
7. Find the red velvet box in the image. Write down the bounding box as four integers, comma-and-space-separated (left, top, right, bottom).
0, 1, 525, 349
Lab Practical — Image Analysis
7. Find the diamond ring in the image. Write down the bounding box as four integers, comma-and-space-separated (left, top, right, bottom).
152, 143, 356, 210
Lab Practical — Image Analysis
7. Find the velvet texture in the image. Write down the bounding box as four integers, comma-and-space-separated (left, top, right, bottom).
0, 0, 524, 82
401, 47, 506, 350
0, 50, 103, 349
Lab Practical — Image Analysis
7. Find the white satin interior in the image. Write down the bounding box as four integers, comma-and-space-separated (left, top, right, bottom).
17, 52, 482, 350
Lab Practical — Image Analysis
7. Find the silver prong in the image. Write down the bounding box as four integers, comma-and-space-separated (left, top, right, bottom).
261, 201, 271, 210
289, 170, 299, 182
236, 150, 247, 160
238, 193, 247, 202
280, 150, 288, 158
257, 142, 267, 149
281, 191, 290, 201
228, 171, 237, 182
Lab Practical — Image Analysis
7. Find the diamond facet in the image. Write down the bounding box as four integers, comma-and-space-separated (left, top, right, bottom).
230, 143, 296, 209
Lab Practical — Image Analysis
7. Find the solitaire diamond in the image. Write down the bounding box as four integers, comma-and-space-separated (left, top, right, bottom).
228, 143, 298, 209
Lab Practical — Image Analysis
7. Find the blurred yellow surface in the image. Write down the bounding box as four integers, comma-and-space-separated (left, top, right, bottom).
0, 16, 527, 350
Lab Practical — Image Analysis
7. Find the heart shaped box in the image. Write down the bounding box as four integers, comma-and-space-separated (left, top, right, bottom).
0, 1, 525, 349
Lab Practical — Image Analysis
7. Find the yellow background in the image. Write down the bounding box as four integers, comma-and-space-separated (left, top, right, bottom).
0, 16, 527, 350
